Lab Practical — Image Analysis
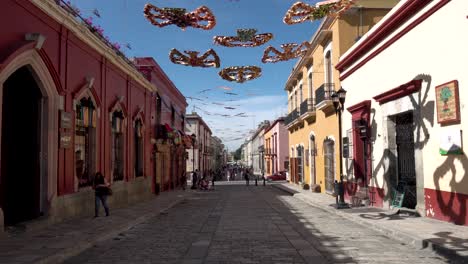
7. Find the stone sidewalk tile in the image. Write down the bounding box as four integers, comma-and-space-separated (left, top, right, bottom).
0, 190, 192, 264
272, 183, 468, 262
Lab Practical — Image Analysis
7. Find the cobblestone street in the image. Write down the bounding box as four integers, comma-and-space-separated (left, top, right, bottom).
64, 184, 450, 264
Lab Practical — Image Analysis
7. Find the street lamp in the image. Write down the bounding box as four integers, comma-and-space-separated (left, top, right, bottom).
331, 87, 348, 208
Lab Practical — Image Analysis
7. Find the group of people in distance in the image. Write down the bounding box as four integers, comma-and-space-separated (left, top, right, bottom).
189, 169, 216, 191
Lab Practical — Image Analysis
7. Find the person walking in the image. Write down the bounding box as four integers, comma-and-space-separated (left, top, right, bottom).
181, 172, 187, 191
191, 170, 198, 190
93, 172, 111, 217
245, 168, 250, 186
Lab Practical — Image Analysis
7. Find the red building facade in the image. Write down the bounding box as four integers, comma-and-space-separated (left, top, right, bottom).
0, 0, 186, 229
134, 58, 188, 193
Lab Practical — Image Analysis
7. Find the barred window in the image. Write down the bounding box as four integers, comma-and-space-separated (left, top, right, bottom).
134, 119, 144, 177
112, 111, 125, 181
75, 97, 97, 188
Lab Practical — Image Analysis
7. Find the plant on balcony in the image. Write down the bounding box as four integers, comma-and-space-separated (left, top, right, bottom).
60, 1, 81, 17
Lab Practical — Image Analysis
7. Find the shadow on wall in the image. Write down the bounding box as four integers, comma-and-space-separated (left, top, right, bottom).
432, 154, 468, 225
371, 74, 434, 205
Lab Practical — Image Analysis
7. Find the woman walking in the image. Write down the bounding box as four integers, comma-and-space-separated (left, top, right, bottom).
93, 172, 111, 217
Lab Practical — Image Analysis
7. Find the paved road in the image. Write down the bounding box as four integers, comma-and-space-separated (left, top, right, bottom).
64, 184, 449, 264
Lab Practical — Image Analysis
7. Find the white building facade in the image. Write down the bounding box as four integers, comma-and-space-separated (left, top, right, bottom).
337, 0, 468, 225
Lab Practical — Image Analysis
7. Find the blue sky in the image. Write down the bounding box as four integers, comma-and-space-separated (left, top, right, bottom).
71, 0, 321, 150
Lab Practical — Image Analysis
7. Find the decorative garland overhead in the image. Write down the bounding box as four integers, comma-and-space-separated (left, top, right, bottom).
213, 29, 273, 47
143, 4, 216, 30
169, 48, 220, 68
284, 0, 355, 25
219, 66, 262, 83
262, 41, 311, 63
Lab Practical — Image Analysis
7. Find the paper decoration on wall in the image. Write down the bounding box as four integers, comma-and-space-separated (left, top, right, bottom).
262, 42, 311, 63
169, 48, 220, 68
213, 29, 273, 47
284, 0, 355, 25
219, 66, 262, 83
144, 4, 216, 30
440, 129, 463, 155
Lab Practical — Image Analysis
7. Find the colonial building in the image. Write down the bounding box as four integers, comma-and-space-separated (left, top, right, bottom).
0, 0, 187, 229
251, 121, 270, 176
186, 112, 212, 177
338, 0, 468, 225
264, 118, 289, 176
134, 57, 189, 194
211, 136, 226, 175
284, 0, 397, 192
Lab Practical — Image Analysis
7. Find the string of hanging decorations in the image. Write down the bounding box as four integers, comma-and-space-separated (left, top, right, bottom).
213, 29, 273, 47
169, 48, 221, 68
284, 0, 355, 25
143, 4, 216, 30
219, 66, 262, 83
262, 41, 311, 63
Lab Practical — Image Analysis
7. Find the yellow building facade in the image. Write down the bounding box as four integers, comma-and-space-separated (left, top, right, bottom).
284, 2, 397, 193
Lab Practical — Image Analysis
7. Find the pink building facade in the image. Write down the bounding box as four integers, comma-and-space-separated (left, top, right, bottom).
264, 118, 289, 175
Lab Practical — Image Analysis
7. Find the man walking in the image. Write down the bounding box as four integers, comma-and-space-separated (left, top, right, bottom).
245, 168, 250, 186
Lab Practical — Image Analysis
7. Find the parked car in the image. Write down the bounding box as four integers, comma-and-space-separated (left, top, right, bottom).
265, 171, 286, 181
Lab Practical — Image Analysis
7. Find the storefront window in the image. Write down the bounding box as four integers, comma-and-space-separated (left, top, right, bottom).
75, 97, 97, 188
134, 119, 144, 177
112, 110, 124, 181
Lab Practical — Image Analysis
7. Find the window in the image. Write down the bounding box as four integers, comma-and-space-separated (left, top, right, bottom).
299, 83, 303, 104
325, 51, 332, 84
171, 106, 175, 127
112, 110, 125, 181
294, 91, 297, 109
134, 119, 144, 177
156, 94, 161, 124
297, 146, 304, 182
75, 97, 97, 188
308, 73, 313, 101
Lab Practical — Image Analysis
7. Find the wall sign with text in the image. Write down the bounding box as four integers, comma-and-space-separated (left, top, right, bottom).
435, 80, 460, 125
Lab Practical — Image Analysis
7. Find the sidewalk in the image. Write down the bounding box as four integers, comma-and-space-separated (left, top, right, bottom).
272, 183, 468, 262
0, 190, 192, 264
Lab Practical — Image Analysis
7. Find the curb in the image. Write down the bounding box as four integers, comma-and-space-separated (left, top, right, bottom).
272, 184, 466, 263
38, 195, 187, 264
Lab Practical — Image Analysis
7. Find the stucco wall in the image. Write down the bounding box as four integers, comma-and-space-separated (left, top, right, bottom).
340, 1, 468, 218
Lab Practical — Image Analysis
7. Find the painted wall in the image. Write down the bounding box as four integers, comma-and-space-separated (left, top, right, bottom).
339, 0, 468, 224
285, 7, 394, 193
0, 0, 189, 225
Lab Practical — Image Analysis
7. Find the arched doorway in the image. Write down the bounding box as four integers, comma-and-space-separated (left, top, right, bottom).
324, 138, 335, 194
309, 134, 316, 185
1, 66, 43, 226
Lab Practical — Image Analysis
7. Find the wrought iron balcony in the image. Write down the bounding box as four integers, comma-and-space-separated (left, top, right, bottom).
300, 98, 316, 119
284, 108, 300, 127
315, 83, 335, 111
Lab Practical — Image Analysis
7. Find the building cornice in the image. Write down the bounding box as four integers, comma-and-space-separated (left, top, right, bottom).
32, 0, 156, 92
373, 79, 422, 105
337, 0, 450, 81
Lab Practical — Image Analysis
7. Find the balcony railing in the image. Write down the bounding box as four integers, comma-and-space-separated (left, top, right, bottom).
315, 83, 334, 105
284, 108, 299, 126
315, 83, 335, 110
300, 98, 316, 116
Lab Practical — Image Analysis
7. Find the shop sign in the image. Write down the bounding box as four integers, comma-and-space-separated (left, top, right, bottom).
440, 129, 463, 155
60, 132, 72, 149
60, 111, 72, 129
